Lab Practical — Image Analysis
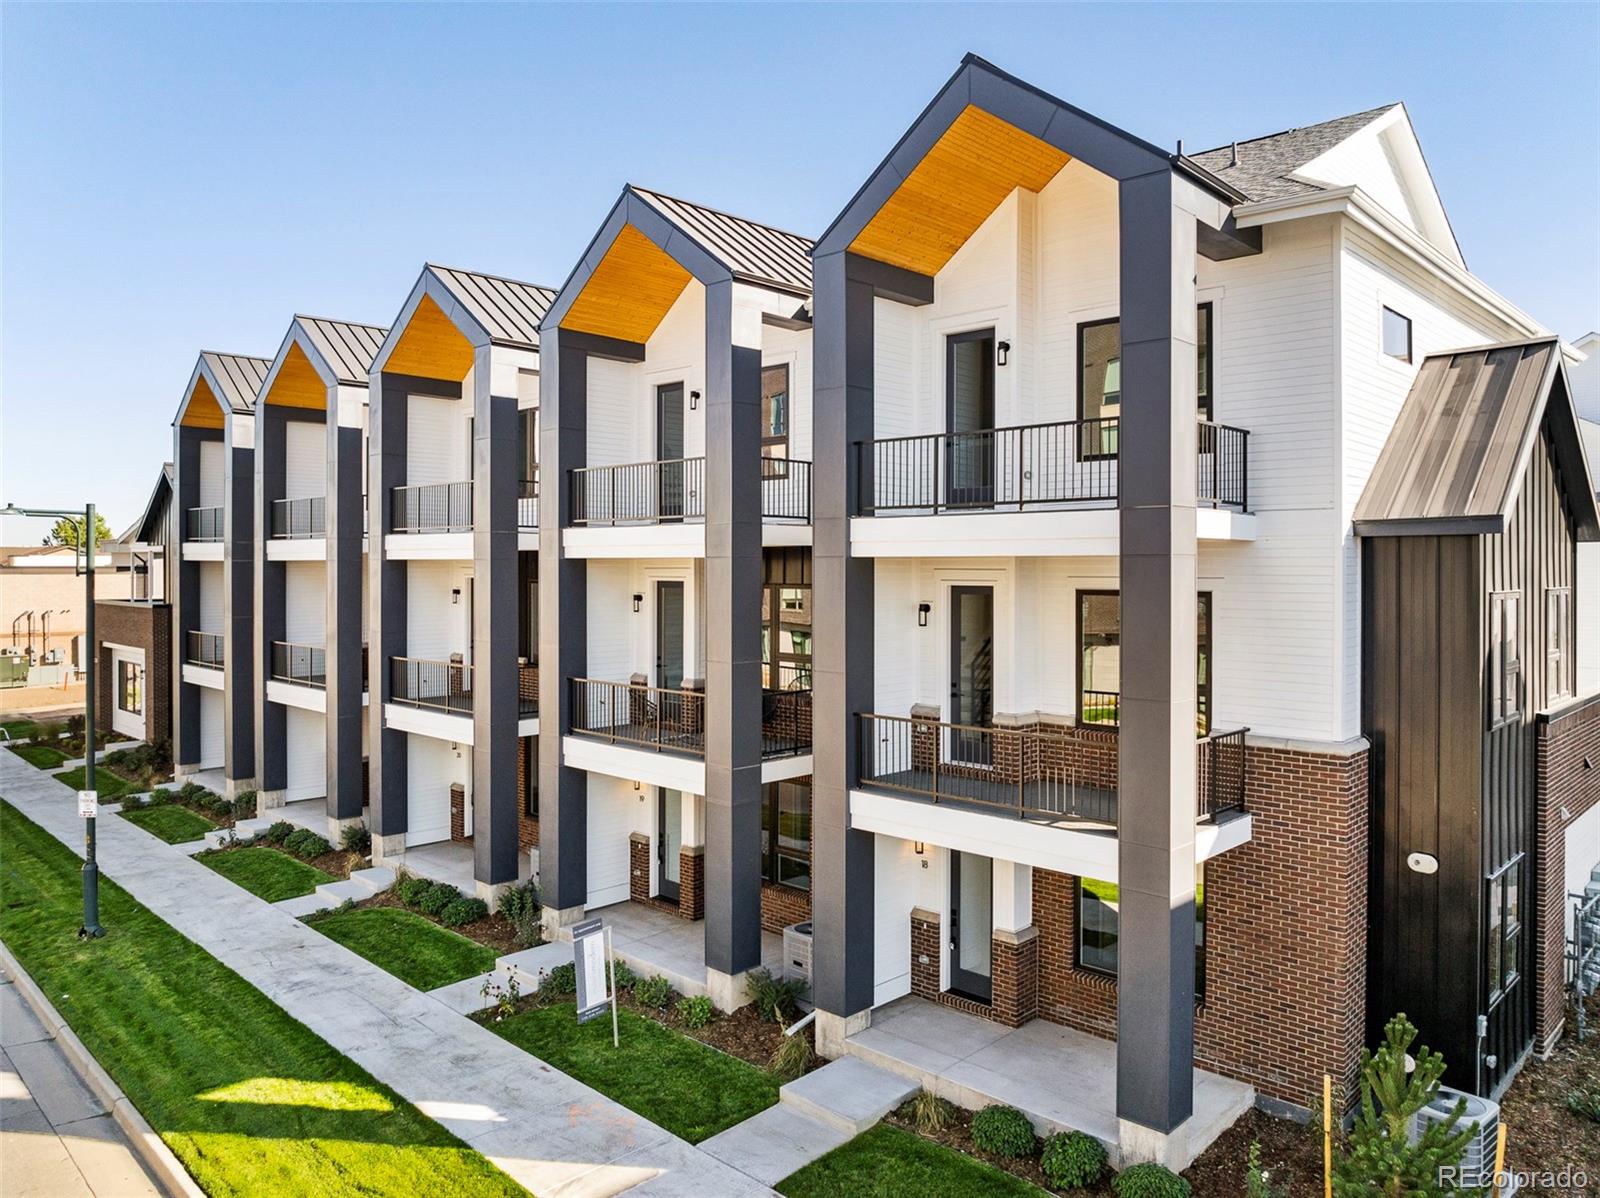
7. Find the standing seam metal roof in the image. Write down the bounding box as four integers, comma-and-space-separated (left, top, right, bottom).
631, 187, 813, 296
297, 317, 389, 385
200, 351, 272, 413
427, 266, 557, 349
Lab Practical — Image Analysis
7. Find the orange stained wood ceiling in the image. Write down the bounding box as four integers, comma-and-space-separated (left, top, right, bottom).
849, 104, 1072, 276
384, 292, 476, 381
179, 376, 226, 429
559, 223, 693, 344
263, 341, 328, 410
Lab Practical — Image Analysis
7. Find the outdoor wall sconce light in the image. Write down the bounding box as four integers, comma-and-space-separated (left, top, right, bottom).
996, 339, 1011, 366
689, 389, 701, 410
634, 779, 641, 791
632, 593, 643, 613
917, 602, 931, 628
913, 842, 925, 855
451, 588, 461, 605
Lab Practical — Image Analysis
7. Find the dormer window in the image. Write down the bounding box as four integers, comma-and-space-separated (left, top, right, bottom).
1382, 306, 1412, 363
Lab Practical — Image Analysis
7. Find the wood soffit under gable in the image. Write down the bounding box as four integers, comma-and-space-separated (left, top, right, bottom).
178, 376, 226, 429
559, 223, 693, 344
262, 341, 328, 410
848, 104, 1073, 276
384, 292, 476, 382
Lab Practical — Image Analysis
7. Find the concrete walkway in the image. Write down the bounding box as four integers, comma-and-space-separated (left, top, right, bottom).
0, 753, 774, 1197
1, 965, 164, 1197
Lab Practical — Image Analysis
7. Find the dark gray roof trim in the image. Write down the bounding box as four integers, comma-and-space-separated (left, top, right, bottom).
119, 462, 174, 543
632, 188, 813, 295
1188, 104, 1396, 202
1354, 337, 1600, 541
428, 265, 556, 349
814, 53, 1232, 259
298, 316, 389, 385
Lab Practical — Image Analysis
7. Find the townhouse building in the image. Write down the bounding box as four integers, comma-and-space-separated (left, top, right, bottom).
172, 351, 270, 794
95, 464, 176, 746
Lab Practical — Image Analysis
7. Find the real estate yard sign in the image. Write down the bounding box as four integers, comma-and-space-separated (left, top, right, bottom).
572, 917, 619, 1045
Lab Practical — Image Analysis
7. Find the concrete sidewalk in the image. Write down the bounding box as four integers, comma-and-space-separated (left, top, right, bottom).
0, 753, 774, 1197
1, 967, 164, 1198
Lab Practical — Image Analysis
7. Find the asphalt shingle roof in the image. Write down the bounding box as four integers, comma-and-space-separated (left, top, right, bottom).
1189, 105, 1397, 201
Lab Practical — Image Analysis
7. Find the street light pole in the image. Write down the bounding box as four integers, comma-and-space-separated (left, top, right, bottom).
3, 500, 104, 937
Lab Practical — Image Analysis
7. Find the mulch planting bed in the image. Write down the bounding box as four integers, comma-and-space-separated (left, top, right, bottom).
206, 837, 366, 881
882, 1101, 1097, 1195
1499, 991, 1600, 1194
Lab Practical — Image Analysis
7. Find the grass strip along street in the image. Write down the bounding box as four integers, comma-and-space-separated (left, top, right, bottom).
777, 1122, 1046, 1197
200, 845, 334, 903
304, 906, 497, 991
119, 803, 217, 844
0, 800, 526, 1198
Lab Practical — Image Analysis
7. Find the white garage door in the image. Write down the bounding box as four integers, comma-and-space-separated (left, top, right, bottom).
405, 735, 457, 847
199, 689, 224, 769
285, 420, 326, 501
406, 395, 466, 487
285, 707, 326, 802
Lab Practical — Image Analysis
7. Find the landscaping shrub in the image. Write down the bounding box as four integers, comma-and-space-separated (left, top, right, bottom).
260, 820, 294, 845
340, 822, 372, 855
67, 714, 85, 740
904, 1089, 954, 1135
675, 995, 713, 1029
609, 959, 636, 990
179, 780, 205, 803
1042, 1130, 1106, 1189
146, 787, 175, 806
745, 967, 806, 1024
496, 880, 543, 949
541, 963, 576, 996
971, 1105, 1036, 1159
120, 792, 148, 811
418, 881, 461, 916
29, 721, 65, 746
769, 1032, 811, 1082
1113, 1162, 1190, 1198
634, 974, 671, 1010
440, 897, 488, 927
283, 828, 332, 859
394, 874, 432, 906
1568, 1084, 1600, 1123
231, 790, 258, 820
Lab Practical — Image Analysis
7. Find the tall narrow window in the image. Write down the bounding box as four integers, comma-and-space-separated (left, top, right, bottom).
1197, 591, 1213, 736
1490, 592, 1522, 726
1382, 306, 1412, 362
1546, 587, 1572, 701
117, 661, 143, 715
1487, 855, 1523, 1005
1079, 306, 1216, 456
762, 584, 812, 690
760, 780, 811, 890
1076, 867, 1207, 997
1077, 590, 1213, 732
1197, 302, 1213, 420
522, 736, 538, 817
761, 364, 790, 460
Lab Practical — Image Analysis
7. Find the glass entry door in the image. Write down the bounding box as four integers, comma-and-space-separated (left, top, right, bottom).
945, 329, 996, 507
658, 789, 683, 903
949, 585, 994, 764
658, 382, 686, 519
655, 581, 685, 691
949, 851, 993, 1002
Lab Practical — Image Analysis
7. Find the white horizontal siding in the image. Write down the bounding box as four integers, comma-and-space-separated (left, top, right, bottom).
284, 561, 325, 645
405, 735, 459, 847
406, 394, 467, 487
284, 421, 326, 501
199, 688, 224, 768
586, 774, 636, 908
406, 561, 463, 661
198, 440, 225, 510
285, 706, 326, 801
198, 561, 223, 633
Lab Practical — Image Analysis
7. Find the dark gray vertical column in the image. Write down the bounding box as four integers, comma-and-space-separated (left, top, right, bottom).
810, 251, 881, 1028
537, 328, 588, 922
173, 427, 203, 769
473, 345, 521, 893
368, 376, 409, 853
702, 281, 765, 986
254, 404, 287, 800
326, 399, 365, 823
1116, 168, 1199, 1143
223, 423, 256, 788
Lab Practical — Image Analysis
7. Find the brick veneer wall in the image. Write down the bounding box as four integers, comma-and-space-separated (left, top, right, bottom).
992, 928, 1039, 1027
449, 783, 469, 843
519, 664, 538, 713
515, 736, 538, 850
678, 846, 704, 920
1534, 694, 1600, 1051
629, 833, 651, 904
761, 883, 811, 933
94, 600, 172, 746
930, 740, 1369, 1110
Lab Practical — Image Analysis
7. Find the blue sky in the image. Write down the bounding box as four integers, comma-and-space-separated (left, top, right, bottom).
2, 2, 1596, 538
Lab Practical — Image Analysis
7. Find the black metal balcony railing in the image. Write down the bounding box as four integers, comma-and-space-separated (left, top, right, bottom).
858, 418, 1249, 514
271, 496, 326, 539
517, 477, 539, 531
568, 457, 813, 526
567, 677, 811, 758
186, 506, 224, 541
390, 656, 473, 714
271, 641, 325, 688
187, 630, 224, 669
391, 481, 472, 534
856, 712, 1249, 824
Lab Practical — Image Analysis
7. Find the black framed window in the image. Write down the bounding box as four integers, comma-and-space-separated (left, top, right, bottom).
1197, 302, 1213, 421
1486, 855, 1523, 1005
518, 555, 538, 665
762, 583, 811, 690
760, 780, 811, 890
117, 660, 143, 715
1490, 591, 1522, 726
1076, 866, 1207, 999
518, 405, 538, 482
1381, 306, 1412, 363
1546, 587, 1572, 701
1076, 590, 1212, 734
1077, 306, 1216, 456
761, 364, 789, 460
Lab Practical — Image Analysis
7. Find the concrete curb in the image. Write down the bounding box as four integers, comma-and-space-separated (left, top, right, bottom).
0, 939, 204, 1198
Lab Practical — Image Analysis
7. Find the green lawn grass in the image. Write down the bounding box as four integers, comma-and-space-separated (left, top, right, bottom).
9, 743, 68, 770
1, 718, 41, 741
54, 765, 134, 799
119, 803, 217, 844
777, 1123, 1046, 1197
305, 907, 496, 991
487, 1001, 778, 1143
0, 800, 526, 1198
200, 846, 333, 902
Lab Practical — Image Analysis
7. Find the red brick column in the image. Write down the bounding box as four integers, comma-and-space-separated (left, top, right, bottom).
629, 833, 651, 904
515, 737, 539, 850
1534, 695, 1600, 1052
449, 783, 468, 842
911, 908, 941, 1000
991, 927, 1039, 1027
678, 845, 704, 921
